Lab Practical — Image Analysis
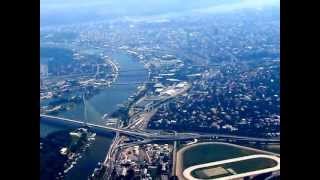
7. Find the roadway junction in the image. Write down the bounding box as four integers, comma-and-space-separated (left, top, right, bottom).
40, 114, 280, 179
40, 114, 280, 143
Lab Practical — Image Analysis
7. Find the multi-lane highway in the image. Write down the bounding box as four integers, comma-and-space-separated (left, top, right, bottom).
41, 113, 279, 180
40, 114, 280, 143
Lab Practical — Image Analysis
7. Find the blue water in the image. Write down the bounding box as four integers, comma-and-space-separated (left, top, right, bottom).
40, 122, 67, 137
40, 51, 147, 180
65, 135, 113, 180
55, 52, 148, 124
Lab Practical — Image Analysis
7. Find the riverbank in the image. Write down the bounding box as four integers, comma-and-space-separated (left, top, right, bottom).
41, 51, 148, 180
40, 127, 97, 180
40, 121, 115, 180
54, 52, 148, 125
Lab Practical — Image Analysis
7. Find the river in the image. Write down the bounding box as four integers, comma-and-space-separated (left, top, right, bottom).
54, 52, 148, 124
40, 51, 148, 180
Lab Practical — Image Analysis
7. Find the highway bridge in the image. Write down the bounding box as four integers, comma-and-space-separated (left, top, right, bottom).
40, 114, 280, 143
41, 114, 153, 138
112, 81, 154, 85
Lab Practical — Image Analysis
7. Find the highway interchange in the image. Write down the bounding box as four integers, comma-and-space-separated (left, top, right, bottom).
40, 114, 280, 143
40, 81, 279, 179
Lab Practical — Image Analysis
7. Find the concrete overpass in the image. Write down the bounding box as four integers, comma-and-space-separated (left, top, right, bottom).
40, 114, 280, 143
41, 114, 153, 138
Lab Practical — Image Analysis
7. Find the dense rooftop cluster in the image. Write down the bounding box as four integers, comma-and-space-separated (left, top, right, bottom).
149, 60, 280, 138
41, 7, 280, 138
110, 143, 172, 180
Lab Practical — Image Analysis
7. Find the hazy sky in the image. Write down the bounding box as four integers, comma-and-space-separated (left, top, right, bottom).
40, 0, 279, 26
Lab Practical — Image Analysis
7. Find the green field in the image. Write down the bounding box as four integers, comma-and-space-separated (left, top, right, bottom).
190, 157, 277, 179
182, 143, 258, 169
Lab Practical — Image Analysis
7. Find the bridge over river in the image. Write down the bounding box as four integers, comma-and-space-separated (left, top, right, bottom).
40, 114, 280, 143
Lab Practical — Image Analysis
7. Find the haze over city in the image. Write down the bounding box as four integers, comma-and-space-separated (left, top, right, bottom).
40, 0, 280, 180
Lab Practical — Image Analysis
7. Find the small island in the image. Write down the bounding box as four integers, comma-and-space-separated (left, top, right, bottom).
40, 127, 96, 180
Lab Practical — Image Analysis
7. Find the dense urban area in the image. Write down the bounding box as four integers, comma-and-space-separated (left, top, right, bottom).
41, 3, 280, 180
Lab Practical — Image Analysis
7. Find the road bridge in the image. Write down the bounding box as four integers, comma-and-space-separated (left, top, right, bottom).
40, 114, 280, 143
112, 81, 154, 85
40, 114, 152, 138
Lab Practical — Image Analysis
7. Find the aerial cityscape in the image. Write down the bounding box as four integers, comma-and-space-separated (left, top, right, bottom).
40, 0, 280, 180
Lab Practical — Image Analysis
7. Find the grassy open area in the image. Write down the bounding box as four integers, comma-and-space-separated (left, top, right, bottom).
182, 143, 258, 169
191, 157, 277, 179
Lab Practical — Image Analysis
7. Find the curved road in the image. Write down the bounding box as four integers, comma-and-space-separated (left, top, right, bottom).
176, 142, 280, 180
183, 154, 280, 180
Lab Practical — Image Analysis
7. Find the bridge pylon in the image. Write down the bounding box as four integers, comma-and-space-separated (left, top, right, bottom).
83, 93, 88, 126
